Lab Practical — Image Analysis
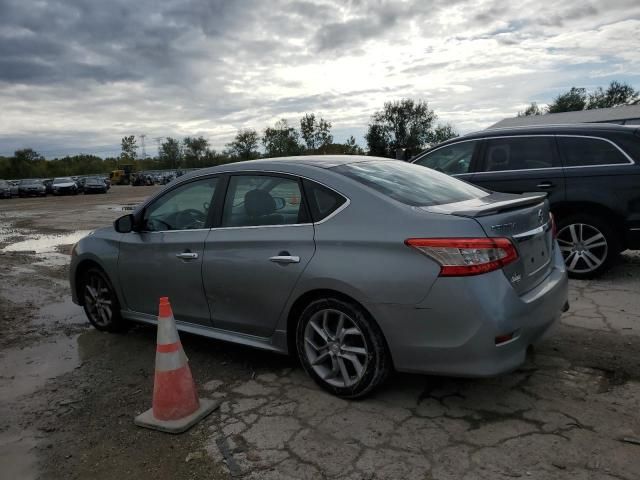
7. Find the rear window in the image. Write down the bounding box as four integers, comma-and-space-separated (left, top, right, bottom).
332, 160, 487, 207
558, 136, 632, 167
481, 136, 557, 171
303, 180, 347, 221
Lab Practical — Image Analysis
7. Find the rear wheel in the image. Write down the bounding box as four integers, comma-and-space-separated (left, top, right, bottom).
296, 298, 390, 399
81, 268, 127, 332
556, 213, 620, 279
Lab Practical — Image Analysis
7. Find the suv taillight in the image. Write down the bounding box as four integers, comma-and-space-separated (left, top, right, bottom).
405, 238, 518, 276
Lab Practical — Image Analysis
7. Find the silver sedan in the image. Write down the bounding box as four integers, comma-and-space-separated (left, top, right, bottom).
70, 156, 568, 398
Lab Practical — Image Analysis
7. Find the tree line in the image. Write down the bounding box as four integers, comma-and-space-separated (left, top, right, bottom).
518, 81, 639, 117
0, 99, 458, 180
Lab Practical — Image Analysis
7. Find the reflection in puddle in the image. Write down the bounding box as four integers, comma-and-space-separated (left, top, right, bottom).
1, 231, 91, 253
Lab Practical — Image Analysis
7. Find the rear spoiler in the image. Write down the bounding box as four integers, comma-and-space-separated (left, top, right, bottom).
422, 192, 547, 218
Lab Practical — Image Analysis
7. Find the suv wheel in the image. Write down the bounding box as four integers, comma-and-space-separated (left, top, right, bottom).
81, 268, 127, 332
556, 213, 620, 279
296, 298, 390, 399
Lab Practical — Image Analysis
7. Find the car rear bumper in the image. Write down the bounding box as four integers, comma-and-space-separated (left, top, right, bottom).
371, 244, 569, 377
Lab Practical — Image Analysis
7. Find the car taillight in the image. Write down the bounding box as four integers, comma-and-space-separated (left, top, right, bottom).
549, 212, 557, 238
405, 237, 518, 276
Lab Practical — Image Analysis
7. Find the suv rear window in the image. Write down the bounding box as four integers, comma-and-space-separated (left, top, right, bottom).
332, 160, 487, 207
558, 136, 630, 167
481, 136, 556, 171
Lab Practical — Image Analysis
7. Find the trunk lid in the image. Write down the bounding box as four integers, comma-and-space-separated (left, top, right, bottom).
422, 192, 554, 294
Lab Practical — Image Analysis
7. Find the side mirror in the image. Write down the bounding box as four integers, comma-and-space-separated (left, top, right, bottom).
114, 214, 134, 233
273, 197, 286, 210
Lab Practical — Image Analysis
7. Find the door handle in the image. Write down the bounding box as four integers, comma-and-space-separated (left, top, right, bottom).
536, 182, 554, 189
176, 251, 199, 260
269, 255, 300, 264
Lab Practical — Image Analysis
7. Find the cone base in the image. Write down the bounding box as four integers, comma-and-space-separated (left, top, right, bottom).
134, 398, 220, 434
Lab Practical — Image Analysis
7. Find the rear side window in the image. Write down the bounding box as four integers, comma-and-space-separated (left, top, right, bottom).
481, 136, 556, 171
413, 141, 477, 175
303, 180, 347, 222
332, 160, 487, 207
558, 136, 630, 167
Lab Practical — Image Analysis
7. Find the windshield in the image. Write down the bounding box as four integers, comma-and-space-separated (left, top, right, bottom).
54, 177, 73, 184
20, 179, 41, 185
332, 160, 488, 207
86, 177, 103, 184
0, 180, 7, 187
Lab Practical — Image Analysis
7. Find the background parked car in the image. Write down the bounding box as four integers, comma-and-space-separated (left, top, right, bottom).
412, 123, 640, 279
9, 180, 19, 197
0, 179, 11, 198
52, 177, 79, 195
18, 179, 47, 197
83, 176, 108, 194
43, 178, 54, 194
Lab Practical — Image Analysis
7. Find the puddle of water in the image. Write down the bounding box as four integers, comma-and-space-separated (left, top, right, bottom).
1, 231, 91, 254
32, 252, 71, 268
0, 429, 39, 480
34, 296, 86, 327
99, 203, 138, 212
0, 335, 80, 402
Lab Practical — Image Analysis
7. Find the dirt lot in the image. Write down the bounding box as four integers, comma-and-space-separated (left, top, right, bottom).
1, 186, 639, 480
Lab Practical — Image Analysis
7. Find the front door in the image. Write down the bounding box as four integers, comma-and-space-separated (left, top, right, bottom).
472, 136, 566, 205
202, 174, 315, 337
118, 177, 219, 325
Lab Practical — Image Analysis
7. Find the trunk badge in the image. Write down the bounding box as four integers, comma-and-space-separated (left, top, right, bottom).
537, 209, 544, 224
510, 273, 522, 284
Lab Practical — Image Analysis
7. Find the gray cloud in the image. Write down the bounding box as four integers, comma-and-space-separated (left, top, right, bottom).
0, 0, 639, 156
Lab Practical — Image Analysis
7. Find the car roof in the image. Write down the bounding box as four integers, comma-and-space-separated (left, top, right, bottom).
419, 123, 639, 152
179, 155, 394, 180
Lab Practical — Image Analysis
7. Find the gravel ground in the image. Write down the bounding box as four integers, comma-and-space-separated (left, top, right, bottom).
0, 186, 639, 479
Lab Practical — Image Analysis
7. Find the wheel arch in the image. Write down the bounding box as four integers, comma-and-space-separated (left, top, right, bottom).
285, 288, 393, 366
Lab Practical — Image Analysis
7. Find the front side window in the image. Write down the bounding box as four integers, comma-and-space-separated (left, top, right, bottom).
558, 136, 630, 167
222, 175, 306, 227
414, 141, 476, 175
144, 177, 217, 231
482, 137, 556, 172
332, 160, 487, 207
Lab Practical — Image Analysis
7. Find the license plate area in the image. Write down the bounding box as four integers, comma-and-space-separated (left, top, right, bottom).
517, 232, 552, 277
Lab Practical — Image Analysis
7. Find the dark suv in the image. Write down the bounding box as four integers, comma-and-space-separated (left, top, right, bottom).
412, 124, 640, 278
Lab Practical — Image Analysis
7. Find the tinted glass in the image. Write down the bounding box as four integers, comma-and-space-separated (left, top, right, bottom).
144, 178, 217, 231
414, 141, 476, 174
303, 180, 347, 222
222, 175, 306, 227
482, 137, 556, 171
558, 136, 629, 167
332, 161, 487, 207
54, 177, 73, 184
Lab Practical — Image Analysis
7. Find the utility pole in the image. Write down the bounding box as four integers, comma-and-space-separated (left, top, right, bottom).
140, 134, 147, 160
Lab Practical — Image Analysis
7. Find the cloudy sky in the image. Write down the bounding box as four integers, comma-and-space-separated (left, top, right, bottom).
1, 0, 639, 158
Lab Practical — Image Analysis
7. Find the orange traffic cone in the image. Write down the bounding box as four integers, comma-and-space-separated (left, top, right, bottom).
134, 297, 219, 433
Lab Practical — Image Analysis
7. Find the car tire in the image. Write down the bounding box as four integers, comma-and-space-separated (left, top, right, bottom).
296, 297, 391, 399
556, 212, 620, 279
80, 268, 127, 332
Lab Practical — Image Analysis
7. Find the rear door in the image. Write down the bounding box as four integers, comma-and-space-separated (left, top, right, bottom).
473, 135, 566, 205
412, 140, 480, 182
202, 173, 315, 337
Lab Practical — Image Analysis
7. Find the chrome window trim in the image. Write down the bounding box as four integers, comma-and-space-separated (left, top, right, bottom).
413, 134, 636, 174
137, 169, 351, 233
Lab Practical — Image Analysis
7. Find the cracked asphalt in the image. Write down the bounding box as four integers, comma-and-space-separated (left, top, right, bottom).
0, 188, 639, 479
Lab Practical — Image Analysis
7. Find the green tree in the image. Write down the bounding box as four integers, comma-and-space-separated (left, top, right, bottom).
10, 148, 45, 178
262, 119, 302, 157
430, 124, 459, 144
183, 136, 209, 168
517, 102, 544, 117
226, 129, 260, 160
159, 137, 182, 169
365, 99, 437, 158
548, 87, 587, 113
342, 136, 365, 155
120, 135, 137, 163
587, 81, 640, 109
299, 114, 333, 153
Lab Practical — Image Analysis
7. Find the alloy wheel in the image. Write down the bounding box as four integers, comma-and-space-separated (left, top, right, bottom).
557, 223, 608, 274
303, 308, 369, 388
84, 274, 114, 327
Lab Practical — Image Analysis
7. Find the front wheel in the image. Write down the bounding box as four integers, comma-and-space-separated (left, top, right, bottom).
556, 213, 620, 279
296, 298, 390, 399
81, 268, 127, 332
